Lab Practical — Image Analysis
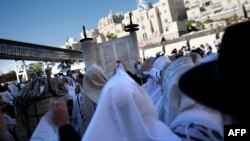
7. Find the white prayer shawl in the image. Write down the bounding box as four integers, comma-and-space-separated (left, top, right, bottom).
66, 76, 76, 87
72, 97, 82, 134
162, 56, 223, 138
72, 92, 95, 137
190, 52, 202, 65
65, 84, 76, 101
143, 55, 171, 122
116, 63, 126, 72
143, 71, 166, 121
153, 55, 171, 71
7, 84, 19, 97
72, 72, 79, 80
82, 70, 180, 141
197, 53, 218, 64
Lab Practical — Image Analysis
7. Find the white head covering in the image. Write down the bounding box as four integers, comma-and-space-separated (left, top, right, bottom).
82, 70, 180, 141
197, 53, 218, 64
162, 56, 223, 137
152, 55, 171, 71
143, 55, 171, 121
83, 64, 107, 104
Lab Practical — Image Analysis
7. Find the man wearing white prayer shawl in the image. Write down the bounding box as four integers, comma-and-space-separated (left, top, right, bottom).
114, 60, 126, 74
7, 84, 19, 98
143, 55, 171, 123
72, 64, 107, 137
162, 56, 223, 141
82, 70, 180, 141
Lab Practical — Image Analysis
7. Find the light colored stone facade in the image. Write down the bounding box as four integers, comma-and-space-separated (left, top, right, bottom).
186, 0, 250, 21
81, 0, 188, 45
61, 37, 81, 51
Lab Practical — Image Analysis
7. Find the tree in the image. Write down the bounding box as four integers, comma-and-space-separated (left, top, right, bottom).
0, 71, 16, 83
28, 62, 43, 72
225, 18, 231, 25
106, 32, 117, 40
196, 21, 205, 30
204, 17, 213, 23
186, 20, 199, 32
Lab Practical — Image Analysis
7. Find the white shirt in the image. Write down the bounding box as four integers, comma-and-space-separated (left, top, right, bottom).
82, 70, 180, 141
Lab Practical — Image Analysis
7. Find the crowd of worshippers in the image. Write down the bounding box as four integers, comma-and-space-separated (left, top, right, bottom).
168, 43, 215, 61
1, 20, 249, 141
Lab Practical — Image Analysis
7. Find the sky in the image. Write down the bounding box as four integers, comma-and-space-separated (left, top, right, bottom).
0, 0, 158, 73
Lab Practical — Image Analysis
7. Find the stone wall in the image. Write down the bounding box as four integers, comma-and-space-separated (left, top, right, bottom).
141, 27, 226, 58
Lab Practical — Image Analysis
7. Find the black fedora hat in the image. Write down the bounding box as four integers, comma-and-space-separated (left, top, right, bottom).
179, 20, 250, 118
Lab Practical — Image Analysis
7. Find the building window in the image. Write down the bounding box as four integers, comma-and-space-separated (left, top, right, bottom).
164, 10, 166, 13
204, 1, 211, 7
165, 19, 168, 23
227, 0, 232, 3
151, 15, 154, 18
140, 16, 144, 21
162, 2, 165, 6
166, 27, 169, 32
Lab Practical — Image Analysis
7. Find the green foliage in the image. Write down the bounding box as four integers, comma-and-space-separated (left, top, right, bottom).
196, 21, 205, 30
28, 62, 43, 72
186, 20, 195, 30
0, 71, 16, 83
204, 18, 213, 23
223, 14, 240, 25
186, 20, 204, 32
232, 14, 238, 20
106, 32, 117, 40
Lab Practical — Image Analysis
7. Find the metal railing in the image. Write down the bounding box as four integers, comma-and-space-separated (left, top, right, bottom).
0, 38, 83, 62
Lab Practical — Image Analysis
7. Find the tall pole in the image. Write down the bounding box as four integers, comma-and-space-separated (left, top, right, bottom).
22, 59, 28, 81
161, 37, 166, 54
14, 60, 20, 83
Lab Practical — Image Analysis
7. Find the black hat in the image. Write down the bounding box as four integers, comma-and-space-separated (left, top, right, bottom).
179, 20, 250, 117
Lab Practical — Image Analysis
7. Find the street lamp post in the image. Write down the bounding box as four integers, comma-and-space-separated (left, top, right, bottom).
243, 1, 249, 19
161, 37, 166, 54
